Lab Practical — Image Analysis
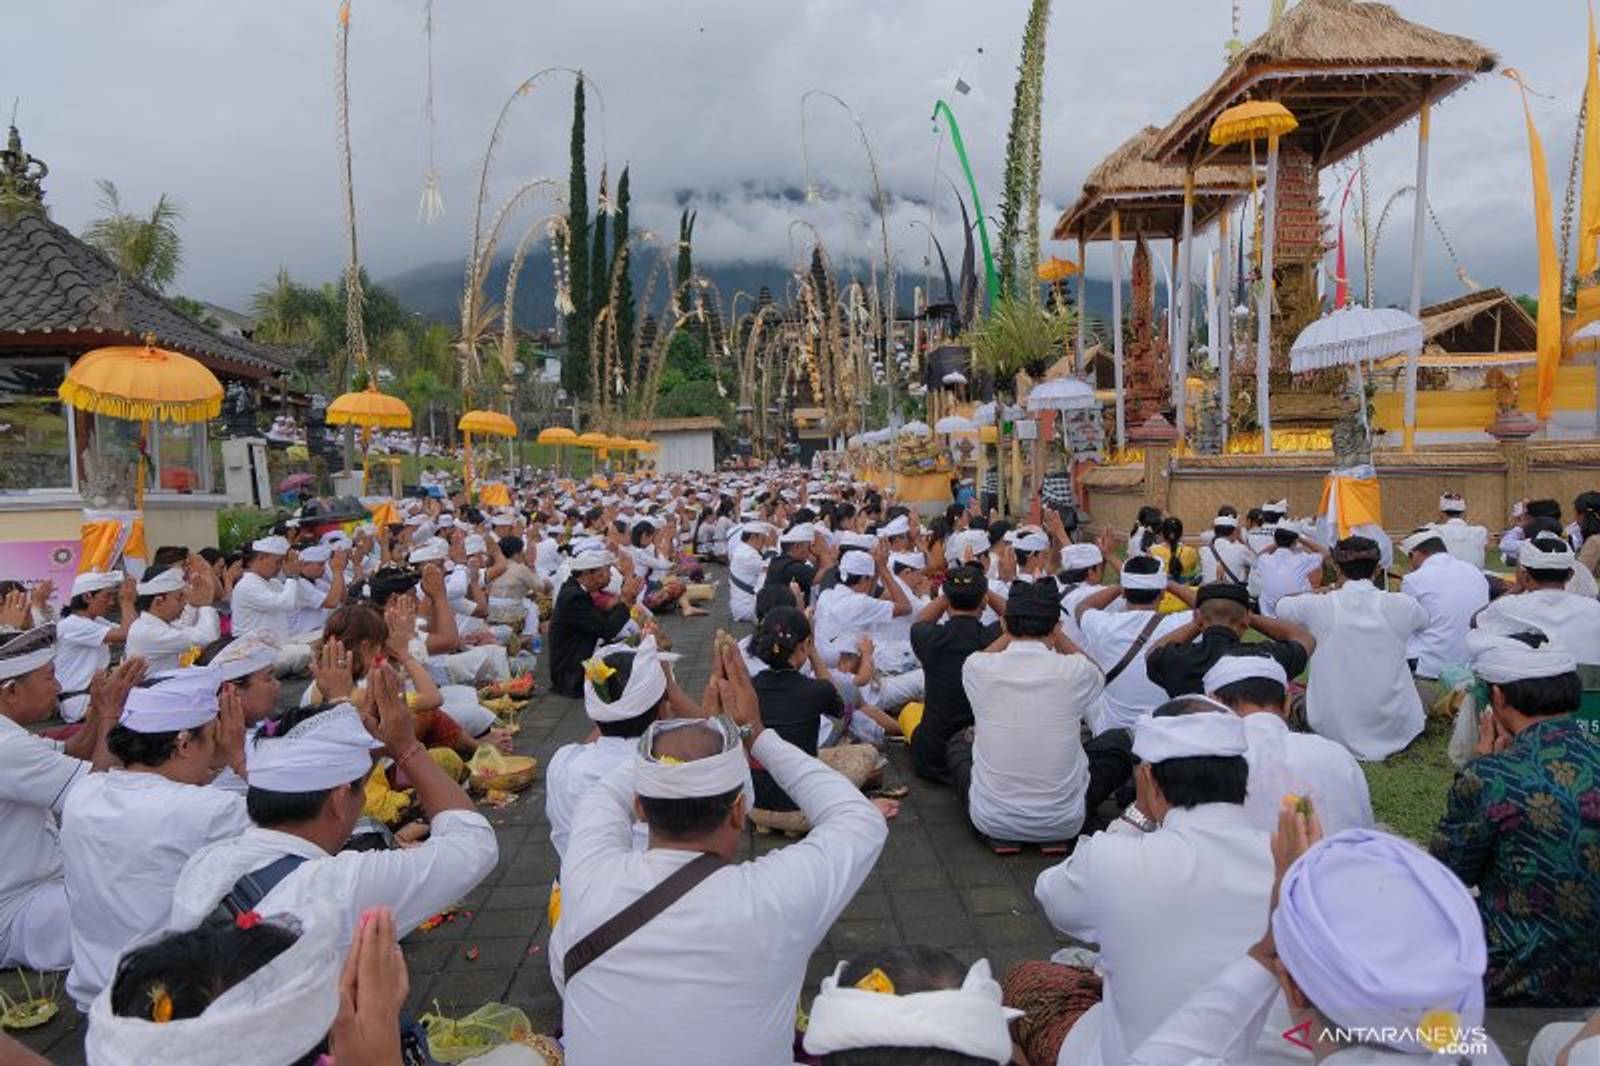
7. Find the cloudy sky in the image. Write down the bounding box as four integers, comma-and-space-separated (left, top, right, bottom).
6, 1, 1587, 310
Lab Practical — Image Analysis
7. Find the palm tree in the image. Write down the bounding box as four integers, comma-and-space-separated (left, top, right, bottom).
81, 180, 184, 292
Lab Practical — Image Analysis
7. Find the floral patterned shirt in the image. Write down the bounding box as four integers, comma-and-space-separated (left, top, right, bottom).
1431, 717, 1600, 1006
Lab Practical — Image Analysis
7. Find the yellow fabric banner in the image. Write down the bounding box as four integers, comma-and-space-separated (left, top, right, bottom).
478, 482, 511, 507
1581, 6, 1600, 280
1506, 70, 1563, 420
1316, 473, 1383, 539
79, 514, 146, 574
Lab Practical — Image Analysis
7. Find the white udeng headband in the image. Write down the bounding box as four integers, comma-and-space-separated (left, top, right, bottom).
246, 704, 382, 792
1518, 541, 1575, 570
634, 718, 751, 800
583, 635, 678, 723
1119, 566, 1168, 591
803, 958, 1023, 1062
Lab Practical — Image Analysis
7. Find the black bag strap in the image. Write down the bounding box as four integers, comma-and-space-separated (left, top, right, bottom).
1208, 543, 1240, 585
212, 854, 310, 922
562, 852, 727, 985
729, 571, 757, 596
1104, 613, 1164, 685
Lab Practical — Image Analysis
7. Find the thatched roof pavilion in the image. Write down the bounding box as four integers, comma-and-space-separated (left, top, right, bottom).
1150, 0, 1496, 169
1051, 127, 1255, 242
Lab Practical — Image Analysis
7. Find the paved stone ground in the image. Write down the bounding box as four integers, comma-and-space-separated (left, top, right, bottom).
8, 570, 1072, 1063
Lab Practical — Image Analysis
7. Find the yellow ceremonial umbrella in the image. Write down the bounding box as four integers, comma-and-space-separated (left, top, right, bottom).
1036, 257, 1079, 283
326, 385, 413, 492
1210, 99, 1297, 453
458, 409, 517, 499
58, 335, 224, 511
536, 425, 577, 475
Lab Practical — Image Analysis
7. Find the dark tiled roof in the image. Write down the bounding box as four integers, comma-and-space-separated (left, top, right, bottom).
0, 209, 292, 376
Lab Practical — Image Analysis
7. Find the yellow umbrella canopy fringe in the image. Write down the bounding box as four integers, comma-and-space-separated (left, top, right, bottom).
1036, 257, 1080, 283
536, 426, 577, 444
458, 409, 517, 437
58, 338, 223, 423
1208, 100, 1298, 146
326, 385, 413, 429
574, 431, 610, 448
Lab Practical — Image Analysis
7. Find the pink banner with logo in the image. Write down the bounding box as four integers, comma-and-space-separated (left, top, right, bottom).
0, 539, 82, 609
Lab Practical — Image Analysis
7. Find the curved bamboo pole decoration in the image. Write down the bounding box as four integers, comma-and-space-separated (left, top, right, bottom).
459, 178, 564, 391
335, 1, 367, 385
498, 210, 567, 386
800, 90, 896, 408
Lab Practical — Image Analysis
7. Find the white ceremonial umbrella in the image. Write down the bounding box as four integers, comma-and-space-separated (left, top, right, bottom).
898, 420, 932, 437
1025, 377, 1100, 413
1289, 305, 1423, 431
935, 414, 976, 433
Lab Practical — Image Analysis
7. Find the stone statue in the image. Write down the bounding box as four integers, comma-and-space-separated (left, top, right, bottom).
81, 448, 137, 510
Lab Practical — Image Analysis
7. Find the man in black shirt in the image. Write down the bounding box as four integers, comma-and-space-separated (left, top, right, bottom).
1144, 582, 1316, 698
763, 523, 832, 602
908, 565, 1005, 783
548, 549, 642, 698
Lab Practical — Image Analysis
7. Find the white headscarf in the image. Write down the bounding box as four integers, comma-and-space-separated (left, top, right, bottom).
135, 569, 187, 597
1467, 630, 1577, 683
120, 666, 222, 734
246, 704, 382, 791
1132, 705, 1248, 762
803, 958, 1022, 1063
583, 635, 678, 723
0, 624, 56, 681
210, 633, 281, 683
1273, 829, 1486, 1053
84, 906, 344, 1066
633, 717, 751, 800
71, 570, 124, 598
1202, 654, 1288, 694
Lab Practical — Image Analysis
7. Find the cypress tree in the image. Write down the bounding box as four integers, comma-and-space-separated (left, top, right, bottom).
612, 166, 635, 379
589, 165, 610, 390
563, 75, 590, 399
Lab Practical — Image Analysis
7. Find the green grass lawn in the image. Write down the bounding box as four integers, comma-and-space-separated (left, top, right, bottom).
1362, 717, 1456, 845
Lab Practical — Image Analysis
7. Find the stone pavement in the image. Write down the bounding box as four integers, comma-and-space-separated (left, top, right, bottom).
9, 574, 1072, 1062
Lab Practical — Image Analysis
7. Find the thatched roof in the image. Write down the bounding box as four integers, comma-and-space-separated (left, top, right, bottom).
1417, 287, 1536, 354
1053, 128, 1255, 241
1151, 0, 1496, 168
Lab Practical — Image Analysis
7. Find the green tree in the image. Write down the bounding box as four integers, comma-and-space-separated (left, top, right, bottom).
589, 166, 610, 368
655, 378, 732, 428
82, 179, 184, 292
612, 166, 635, 378
564, 76, 591, 400
169, 295, 220, 329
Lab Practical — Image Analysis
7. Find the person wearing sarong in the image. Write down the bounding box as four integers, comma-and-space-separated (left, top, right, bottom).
229, 536, 319, 675
1012, 701, 1273, 1066
550, 641, 888, 1066
125, 565, 221, 675
53, 570, 136, 724
549, 549, 643, 699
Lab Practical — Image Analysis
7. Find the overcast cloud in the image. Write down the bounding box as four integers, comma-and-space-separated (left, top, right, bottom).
5, 1, 1586, 310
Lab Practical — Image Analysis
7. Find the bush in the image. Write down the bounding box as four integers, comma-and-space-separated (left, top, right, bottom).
655, 379, 733, 430
218, 507, 279, 553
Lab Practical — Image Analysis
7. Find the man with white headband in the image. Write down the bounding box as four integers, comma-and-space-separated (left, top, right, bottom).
546, 634, 698, 860
0, 627, 141, 972
196, 632, 283, 796
125, 563, 220, 674
803, 947, 1023, 1065
1203, 651, 1372, 835
1054, 541, 1106, 649
1474, 534, 1600, 665
1399, 527, 1489, 687
1276, 536, 1429, 761
1130, 821, 1499, 1066
764, 521, 832, 603
228, 535, 319, 676
1431, 631, 1598, 1007
61, 665, 251, 1009
280, 541, 351, 640
548, 547, 643, 698
1073, 556, 1195, 735
168, 664, 497, 948
727, 519, 774, 622
551, 637, 887, 1066
1433, 492, 1489, 569
814, 541, 912, 674
1199, 510, 1255, 587
1017, 699, 1273, 1066
53, 569, 136, 723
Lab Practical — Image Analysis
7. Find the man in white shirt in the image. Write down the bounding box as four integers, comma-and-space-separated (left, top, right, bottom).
550, 640, 887, 1066
1275, 537, 1429, 761
1074, 557, 1194, 735
1398, 528, 1489, 681
0, 627, 140, 972
1022, 703, 1273, 1066
61, 666, 250, 1009
168, 665, 497, 949
546, 634, 691, 860
1056, 542, 1107, 649
1474, 534, 1600, 665
1434, 492, 1489, 569
727, 521, 772, 623
1202, 653, 1373, 836
813, 543, 911, 662
1199, 513, 1254, 587
955, 581, 1115, 850
281, 543, 349, 638
228, 536, 316, 675
1129, 824, 1497, 1066
1252, 528, 1327, 618
125, 565, 220, 674
53, 571, 136, 723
